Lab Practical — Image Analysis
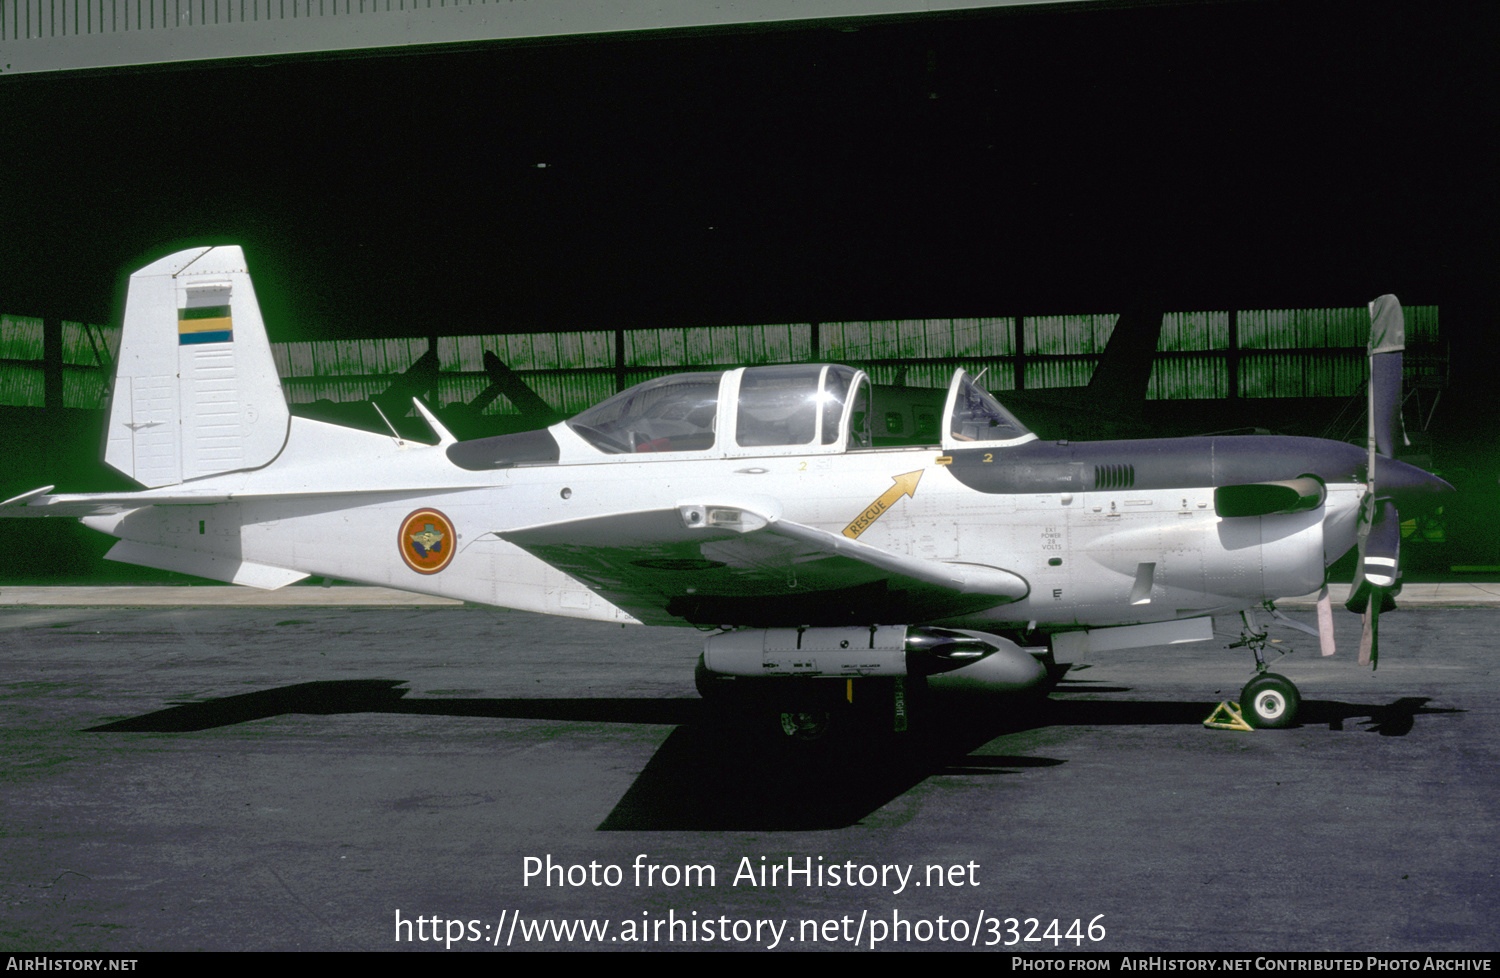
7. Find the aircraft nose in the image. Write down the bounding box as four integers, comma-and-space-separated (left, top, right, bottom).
1374, 458, 1453, 505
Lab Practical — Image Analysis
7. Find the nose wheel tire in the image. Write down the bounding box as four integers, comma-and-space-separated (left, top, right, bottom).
1240, 673, 1300, 729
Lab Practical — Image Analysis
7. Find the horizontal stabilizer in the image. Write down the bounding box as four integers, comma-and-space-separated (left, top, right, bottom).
0, 485, 56, 508
1, 470, 479, 518
0, 486, 134, 519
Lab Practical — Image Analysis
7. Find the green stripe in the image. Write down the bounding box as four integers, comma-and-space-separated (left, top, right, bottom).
180, 305, 231, 320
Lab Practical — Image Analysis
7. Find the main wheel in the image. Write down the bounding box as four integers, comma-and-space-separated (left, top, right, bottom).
1240, 673, 1300, 729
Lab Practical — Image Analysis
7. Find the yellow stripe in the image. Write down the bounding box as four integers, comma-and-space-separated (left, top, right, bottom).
178, 316, 233, 334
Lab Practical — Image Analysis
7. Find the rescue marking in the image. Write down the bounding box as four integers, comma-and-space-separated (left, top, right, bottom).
843, 471, 924, 539
400, 508, 456, 574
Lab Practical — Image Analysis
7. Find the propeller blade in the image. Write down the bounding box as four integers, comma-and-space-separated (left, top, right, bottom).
1367, 498, 1401, 595
1349, 498, 1400, 668
1359, 597, 1379, 669
1350, 296, 1409, 670
1368, 294, 1406, 458
1316, 586, 1336, 657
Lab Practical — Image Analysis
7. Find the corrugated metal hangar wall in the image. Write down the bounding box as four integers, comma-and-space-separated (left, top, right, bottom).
0, 306, 1446, 418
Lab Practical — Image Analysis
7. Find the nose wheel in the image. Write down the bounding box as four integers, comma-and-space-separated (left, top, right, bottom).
1240, 672, 1300, 728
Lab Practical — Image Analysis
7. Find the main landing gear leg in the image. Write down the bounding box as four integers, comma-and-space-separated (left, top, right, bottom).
1230, 609, 1301, 729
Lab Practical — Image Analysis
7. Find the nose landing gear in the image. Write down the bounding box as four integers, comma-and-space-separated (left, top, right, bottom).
1230, 609, 1303, 729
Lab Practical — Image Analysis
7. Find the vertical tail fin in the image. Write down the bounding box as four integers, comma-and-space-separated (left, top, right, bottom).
104, 246, 290, 487
1085, 306, 1165, 417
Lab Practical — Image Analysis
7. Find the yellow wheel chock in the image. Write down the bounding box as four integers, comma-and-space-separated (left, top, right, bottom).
1203, 700, 1255, 731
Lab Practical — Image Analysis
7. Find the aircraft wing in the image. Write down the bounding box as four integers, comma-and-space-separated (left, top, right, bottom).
497, 499, 1029, 627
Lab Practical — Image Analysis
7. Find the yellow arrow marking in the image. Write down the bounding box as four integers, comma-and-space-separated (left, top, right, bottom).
842, 470, 924, 539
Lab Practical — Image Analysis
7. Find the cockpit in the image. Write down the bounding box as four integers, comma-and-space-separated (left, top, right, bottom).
446, 364, 1032, 469
567, 371, 723, 455
943, 371, 1033, 447
561, 363, 1038, 459
566, 364, 872, 457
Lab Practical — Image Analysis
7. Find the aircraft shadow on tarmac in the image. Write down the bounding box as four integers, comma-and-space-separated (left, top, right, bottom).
84, 673, 1460, 831
85, 679, 702, 732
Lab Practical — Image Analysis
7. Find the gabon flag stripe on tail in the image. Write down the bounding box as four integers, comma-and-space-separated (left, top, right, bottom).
179, 284, 234, 344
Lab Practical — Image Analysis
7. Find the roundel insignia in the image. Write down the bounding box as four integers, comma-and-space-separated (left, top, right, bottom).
399, 508, 456, 575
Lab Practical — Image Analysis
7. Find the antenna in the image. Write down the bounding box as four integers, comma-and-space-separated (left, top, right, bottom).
371, 401, 405, 446
411, 397, 458, 447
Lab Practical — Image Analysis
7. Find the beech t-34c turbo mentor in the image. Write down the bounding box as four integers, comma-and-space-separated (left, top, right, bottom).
2, 247, 1452, 736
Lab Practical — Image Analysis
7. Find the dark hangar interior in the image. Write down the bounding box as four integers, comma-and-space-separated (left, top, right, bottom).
0, 0, 1495, 577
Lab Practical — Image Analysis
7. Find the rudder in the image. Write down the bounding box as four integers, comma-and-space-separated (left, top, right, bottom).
104, 246, 290, 487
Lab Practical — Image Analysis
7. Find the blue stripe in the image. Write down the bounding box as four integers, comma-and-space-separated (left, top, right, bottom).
179, 330, 233, 345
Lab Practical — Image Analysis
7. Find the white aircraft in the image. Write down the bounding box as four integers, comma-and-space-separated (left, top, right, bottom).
2, 246, 1450, 736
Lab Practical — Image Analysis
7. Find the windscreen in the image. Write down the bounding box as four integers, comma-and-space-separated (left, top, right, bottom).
948, 372, 1031, 443
566, 372, 721, 454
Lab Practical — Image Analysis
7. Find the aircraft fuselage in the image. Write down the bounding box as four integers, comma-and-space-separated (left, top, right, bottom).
80, 421, 1391, 635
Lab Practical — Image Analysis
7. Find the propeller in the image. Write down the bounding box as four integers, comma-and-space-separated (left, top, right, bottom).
1344, 295, 1407, 668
